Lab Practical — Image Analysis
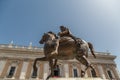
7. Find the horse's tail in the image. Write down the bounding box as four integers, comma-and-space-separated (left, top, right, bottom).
88, 42, 96, 58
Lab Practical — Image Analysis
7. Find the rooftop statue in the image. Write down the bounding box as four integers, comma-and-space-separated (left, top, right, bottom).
33, 26, 96, 80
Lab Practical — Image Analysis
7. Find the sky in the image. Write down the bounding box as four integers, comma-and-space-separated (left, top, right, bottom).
0, 0, 120, 72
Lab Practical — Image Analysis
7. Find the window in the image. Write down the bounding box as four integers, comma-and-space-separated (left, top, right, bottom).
107, 70, 113, 79
54, 65, 60, 77
7, 66, 16, 78
73, 69, 78, 77
91, 69, 97, 77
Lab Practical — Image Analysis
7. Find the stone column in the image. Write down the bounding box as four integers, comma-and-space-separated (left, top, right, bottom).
64, 64, 69, 78
111, 65, 120, 79
115, 67, 120, 79
76, 63, 81, 77
43, 63, 49, 80
59, 63, 64, 77
20, 61, 29, 79
93, 64, 100, 77
98, 64, 106, 79
38, 63, 43, 79
0, 60, 6, 75
0, 60, 10, 78
87, 68, 91, 77
14, 60, 23, 79
25, 61, 32, 79
68, 63, 72, 77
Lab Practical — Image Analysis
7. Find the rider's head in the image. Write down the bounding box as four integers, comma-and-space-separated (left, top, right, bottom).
60, 26, 67, 31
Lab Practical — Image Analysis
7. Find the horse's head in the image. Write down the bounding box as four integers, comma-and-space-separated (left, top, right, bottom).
39, 31, 57, 44
39, 33, 49, 44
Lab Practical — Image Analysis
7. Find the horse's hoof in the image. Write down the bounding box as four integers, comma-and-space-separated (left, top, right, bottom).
46, 75, 52, 80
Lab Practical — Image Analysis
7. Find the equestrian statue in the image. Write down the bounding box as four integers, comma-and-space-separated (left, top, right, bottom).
33, 26, 96, 80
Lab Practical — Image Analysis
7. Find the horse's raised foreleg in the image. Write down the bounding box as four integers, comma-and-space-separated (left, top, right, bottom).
33, 57, 48, 77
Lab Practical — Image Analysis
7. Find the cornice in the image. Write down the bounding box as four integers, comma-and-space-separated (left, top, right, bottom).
0, 44, 117, 61
0, 44, 43, 54
88, 52, 116, 60
0, 47, 43, 55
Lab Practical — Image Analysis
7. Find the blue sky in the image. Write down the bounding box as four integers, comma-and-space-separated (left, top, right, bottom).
0, 0, 120, 71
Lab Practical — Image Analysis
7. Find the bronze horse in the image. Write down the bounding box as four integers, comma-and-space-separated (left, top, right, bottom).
33, 31, 96, 80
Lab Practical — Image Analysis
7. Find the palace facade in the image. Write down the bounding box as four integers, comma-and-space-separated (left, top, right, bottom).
0, 43, 120, 80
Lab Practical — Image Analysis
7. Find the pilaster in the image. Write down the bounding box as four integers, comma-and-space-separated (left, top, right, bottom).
0, 60, 10, 78
25, 61, 32, 79
14, 60, 23, 79
39, 63, 44, 79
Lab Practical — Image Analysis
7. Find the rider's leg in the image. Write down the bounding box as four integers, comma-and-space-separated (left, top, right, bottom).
50, 39, 59, 55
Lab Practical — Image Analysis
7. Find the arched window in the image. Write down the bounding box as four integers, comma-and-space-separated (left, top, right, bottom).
73, 68, 78, 77
7, 66, 16, 78
91, 69, 97, 77
107, 70, 113, 79
6, 60, 19, 78
72, 63, 79, 77
106, 65, 115, 79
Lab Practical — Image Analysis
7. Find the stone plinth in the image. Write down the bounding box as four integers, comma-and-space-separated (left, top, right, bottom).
49, 78, 106, 80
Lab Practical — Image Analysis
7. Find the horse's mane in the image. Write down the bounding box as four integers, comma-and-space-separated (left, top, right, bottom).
48, 31, 58, 39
